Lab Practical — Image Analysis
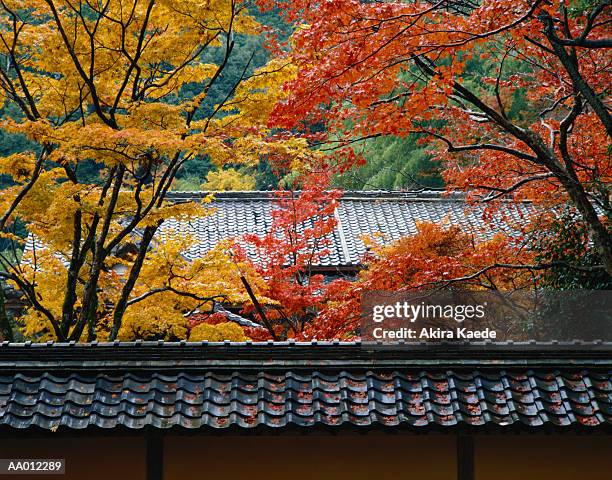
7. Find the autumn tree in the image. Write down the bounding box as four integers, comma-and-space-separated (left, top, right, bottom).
307, 221, 536, 340
0, 0, 299, 341
235, 172, 342, 339
267, 0, 612, 277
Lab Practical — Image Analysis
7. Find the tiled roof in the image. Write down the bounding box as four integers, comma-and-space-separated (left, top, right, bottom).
1, 342, 610, 431
21, 191, 536, 269
161, 191, 536, 267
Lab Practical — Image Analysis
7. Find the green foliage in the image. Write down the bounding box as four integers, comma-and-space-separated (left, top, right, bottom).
334, 135, 443, 190
172, 176, 203, 191
178, 6, 290, 121
173, 155, 213, 188
0, 105, 36, 189
460, 46, 539, 126
567, 0, 601, 17
172, 8, 289, 188
179, 34, 270, 121
532, 212, 612, 289
0, 248, 20, 273
0, 218, 26, 255
254, 158, 279, 190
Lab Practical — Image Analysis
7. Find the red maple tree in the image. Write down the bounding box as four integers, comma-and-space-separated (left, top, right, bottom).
264, 0, 612, 276
235, 173, 342, 339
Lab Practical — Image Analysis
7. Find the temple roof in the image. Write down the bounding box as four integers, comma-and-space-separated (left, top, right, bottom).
161, 191, 534, 268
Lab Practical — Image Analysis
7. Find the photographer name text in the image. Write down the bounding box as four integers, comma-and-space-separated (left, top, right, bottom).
371, 326, 497, 340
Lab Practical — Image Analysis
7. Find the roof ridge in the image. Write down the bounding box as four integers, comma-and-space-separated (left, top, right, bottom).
166, 190, 535, 202
167, 190, 465, 201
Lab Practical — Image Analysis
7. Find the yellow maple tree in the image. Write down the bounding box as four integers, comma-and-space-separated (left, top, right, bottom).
0, 0, 298, 341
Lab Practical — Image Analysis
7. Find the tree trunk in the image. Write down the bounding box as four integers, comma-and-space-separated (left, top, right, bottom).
0, 285, 14, 342
558, 174, 612, 276
109, 225, 158, 340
